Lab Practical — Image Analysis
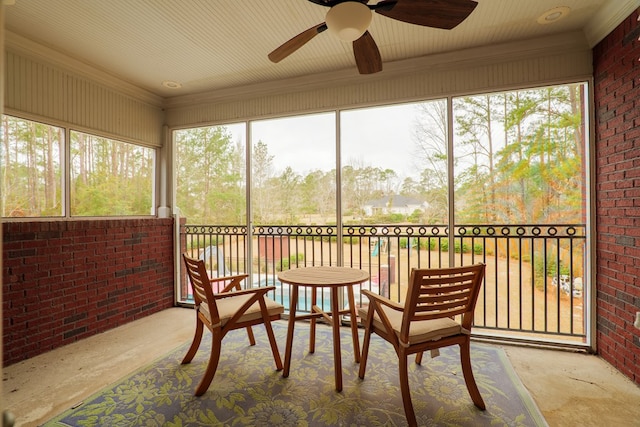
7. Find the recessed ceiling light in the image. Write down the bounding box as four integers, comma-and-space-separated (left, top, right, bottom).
537, 6, 571, 25
161, 80, 182, 89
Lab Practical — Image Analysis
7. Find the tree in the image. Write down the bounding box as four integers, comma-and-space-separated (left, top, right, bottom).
70, 132, 153, 216
341, 162, 389, 216
1, 116, 62, 217
251, 140, 274, 223
274, 166, 302, 223
412, 100, 449, 221
453, 87, 585, 225
454, 94, 500, 223
299, 169, 336, 222
176, 126, 245, 224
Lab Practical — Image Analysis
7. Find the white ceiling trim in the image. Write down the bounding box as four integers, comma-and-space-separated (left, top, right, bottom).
584, 0, 640, 46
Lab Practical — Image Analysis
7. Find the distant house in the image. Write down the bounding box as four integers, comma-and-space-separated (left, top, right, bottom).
363, 195, 428, 217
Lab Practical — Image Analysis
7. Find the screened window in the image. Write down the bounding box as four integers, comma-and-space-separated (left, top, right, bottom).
250, 113, 336, 225
1, 115, 63, 217
174, 123, 247, 225
340, 100, 448, 224
452, 85, 587, 225
2, 115, 156, 218
69, 131, 155, 216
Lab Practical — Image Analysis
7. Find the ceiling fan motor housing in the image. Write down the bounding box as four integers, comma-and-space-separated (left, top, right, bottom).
325, 2, 372, 42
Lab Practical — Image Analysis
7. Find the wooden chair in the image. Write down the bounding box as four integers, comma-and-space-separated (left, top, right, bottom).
181, 254, 284, 396
358, 263, 486, 427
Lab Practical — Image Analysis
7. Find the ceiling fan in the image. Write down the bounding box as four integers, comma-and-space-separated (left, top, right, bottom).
268, 0, 478, 75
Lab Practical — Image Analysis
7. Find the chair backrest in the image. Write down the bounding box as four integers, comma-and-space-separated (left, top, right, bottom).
183, 254, 219, 323
401, 263, 485, 339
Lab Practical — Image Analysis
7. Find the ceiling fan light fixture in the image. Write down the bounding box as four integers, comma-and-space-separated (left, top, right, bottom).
325, 2, 372, 42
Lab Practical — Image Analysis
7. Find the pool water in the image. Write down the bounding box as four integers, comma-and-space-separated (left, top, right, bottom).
270, 288, 340, 312
256, 276, 379, 313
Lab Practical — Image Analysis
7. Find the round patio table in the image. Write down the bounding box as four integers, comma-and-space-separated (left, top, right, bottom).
277, 266, 369, 392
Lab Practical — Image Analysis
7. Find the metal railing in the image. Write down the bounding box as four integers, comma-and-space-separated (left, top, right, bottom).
180, 223, 588, 347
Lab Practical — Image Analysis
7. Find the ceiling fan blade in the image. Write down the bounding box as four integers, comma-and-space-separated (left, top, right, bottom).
307, 0, 340, 6
307, 0, 369, 7
353, 31, 382, 75
268, 23, 327, 63
375, 0, 478, 30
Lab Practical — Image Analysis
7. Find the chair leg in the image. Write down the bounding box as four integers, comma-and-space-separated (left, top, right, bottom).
460, 341, 486, 410
182, 318, 204, 364
358, 327, 372, 379
194, 331, 223, 396
245, 326, 256, 346
399, 352, 418, 427
415, 351, 423, 365
263, 318, 283, 371
415, 348, 439, 365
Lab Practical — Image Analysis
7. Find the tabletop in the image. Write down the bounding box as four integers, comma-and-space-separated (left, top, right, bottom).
277, 266, 369, 287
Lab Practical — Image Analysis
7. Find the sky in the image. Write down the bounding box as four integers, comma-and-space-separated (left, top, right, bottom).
249, 102, 423, 180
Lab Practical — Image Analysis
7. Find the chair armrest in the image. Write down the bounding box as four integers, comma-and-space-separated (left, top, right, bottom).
210, 274, 249, 293
214, 286, 276, 300
360, 289, 402, 339
361, 289, 403, 311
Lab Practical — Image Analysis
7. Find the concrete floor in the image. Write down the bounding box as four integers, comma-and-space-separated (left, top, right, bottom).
3, 307, 640, 427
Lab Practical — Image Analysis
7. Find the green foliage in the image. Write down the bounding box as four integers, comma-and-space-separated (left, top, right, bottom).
426, 239, 440, 251
343, 236, 360, 245
186, 237, 220, 252
473, 243, 484, 255
399, 237, 408, 249
454, 85, 585, 226
534, 255, 570, 280
276, 253, 305, 271
175, 126, 245, 224
69, 136, 154, 216
2, 83, 586, 230
407, 209, 423, 223
453, 240, 469, 254
365, 213, 407, 224
1, 117, 64, 217
398, 237, 420, 249
1, 116, 155, 217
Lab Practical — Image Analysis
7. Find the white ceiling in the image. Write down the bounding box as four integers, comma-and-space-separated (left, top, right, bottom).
5, 0, 639, 99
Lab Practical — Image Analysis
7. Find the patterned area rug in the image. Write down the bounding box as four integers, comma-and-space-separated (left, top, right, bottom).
45, 321, 547, 426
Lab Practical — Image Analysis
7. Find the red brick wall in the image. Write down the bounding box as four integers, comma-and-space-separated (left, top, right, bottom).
593, 10, 640, 386
2, 218, 175, 366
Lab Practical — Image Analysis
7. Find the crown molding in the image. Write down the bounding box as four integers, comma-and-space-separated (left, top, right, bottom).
5, 31, 164, 108
584, 0, 640, 47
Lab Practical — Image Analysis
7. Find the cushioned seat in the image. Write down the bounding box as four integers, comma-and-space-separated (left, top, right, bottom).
358, 263, 486, 427
181, 254, 284, 396
358, 304, 466, 345
202, 293, 284, 327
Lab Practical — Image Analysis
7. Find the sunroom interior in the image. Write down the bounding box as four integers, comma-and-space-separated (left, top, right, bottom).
2, 0, 640, 426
